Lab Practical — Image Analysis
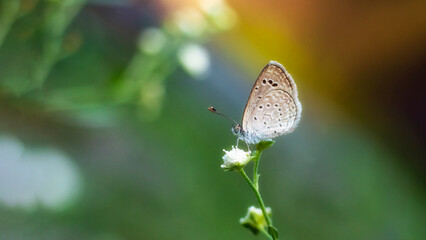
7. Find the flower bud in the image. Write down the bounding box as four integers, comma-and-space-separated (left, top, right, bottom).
239, 206, 272, 234
221, 146, 251, 171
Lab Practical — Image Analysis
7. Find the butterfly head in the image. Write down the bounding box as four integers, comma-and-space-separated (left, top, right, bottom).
208, 106, 244, 136
232, 124, 243, 136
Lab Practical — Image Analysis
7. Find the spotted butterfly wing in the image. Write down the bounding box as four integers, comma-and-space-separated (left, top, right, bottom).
241, 61, 302, 143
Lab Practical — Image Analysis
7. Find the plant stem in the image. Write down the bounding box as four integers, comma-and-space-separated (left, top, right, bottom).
239, 168, 277, 240
252, 150, 261, 190
260, 227, 273, 240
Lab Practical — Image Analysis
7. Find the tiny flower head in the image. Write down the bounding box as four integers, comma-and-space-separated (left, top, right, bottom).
221, 146, 251, 171
239, 206, 272, 235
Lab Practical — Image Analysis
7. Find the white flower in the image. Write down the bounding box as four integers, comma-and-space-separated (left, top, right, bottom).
221, 146, 251, 171
239, 206, 272, 234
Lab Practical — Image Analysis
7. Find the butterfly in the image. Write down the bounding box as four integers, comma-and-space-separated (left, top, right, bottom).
209, 61, 302, 145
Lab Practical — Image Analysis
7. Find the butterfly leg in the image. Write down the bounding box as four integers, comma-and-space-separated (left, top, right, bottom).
236, 138, 240, 147
245, 142, 251, 153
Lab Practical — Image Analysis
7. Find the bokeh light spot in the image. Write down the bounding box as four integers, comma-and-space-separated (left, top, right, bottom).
0, 136, 82, 211
178, 43, 210, 78
139, 28, 167, 55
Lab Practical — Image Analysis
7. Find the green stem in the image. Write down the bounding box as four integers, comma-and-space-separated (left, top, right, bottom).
252, 150, 261, 190
239, 168, 277, 240
260, 227, 273, 240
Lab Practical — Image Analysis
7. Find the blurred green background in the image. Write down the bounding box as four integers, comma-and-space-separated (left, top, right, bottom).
0, 0, 425, 239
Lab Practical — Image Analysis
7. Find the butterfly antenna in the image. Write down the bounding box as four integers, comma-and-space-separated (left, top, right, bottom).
208, 106, 240, 126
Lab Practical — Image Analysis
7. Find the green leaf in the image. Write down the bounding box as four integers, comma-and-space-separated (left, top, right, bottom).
256, 141, 275, 152
268, 225, 279, 239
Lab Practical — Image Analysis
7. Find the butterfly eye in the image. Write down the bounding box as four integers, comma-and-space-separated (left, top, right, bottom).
232, 125, 241, 134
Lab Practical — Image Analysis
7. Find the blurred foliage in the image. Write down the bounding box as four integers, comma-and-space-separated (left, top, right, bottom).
0, 1, 425, 240
0, 0, 236, 122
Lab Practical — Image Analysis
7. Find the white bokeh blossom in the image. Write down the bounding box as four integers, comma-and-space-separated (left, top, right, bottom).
221, 146, 251, 171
